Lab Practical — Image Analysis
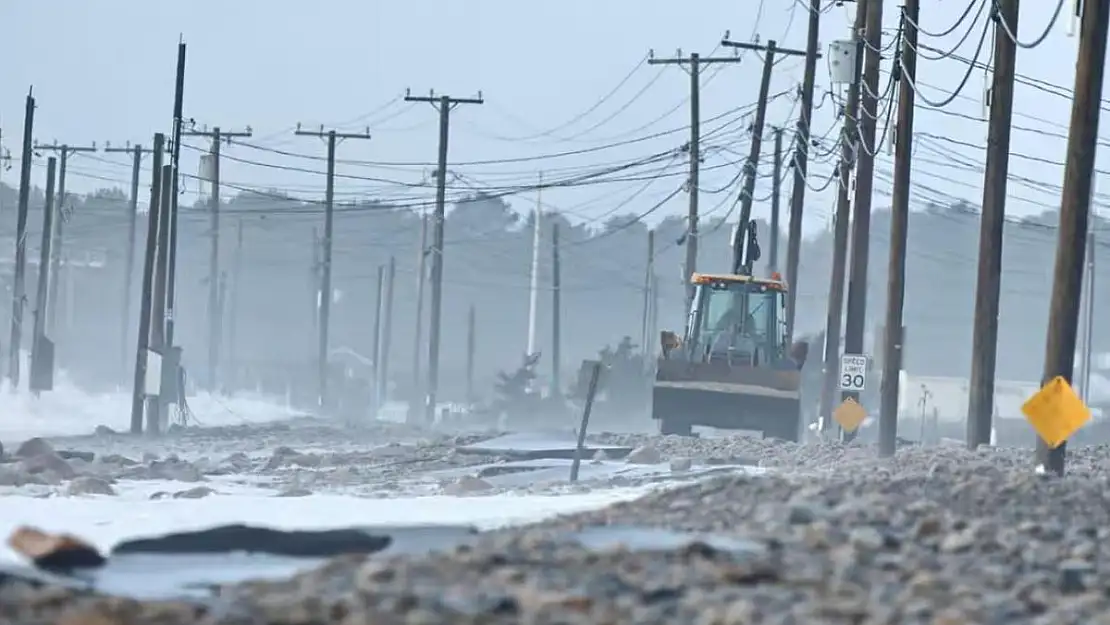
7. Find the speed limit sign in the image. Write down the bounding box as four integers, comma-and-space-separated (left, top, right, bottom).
839, 354, 868, 391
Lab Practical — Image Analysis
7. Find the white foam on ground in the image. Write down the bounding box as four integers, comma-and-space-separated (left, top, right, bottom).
0, 385, 302, 443
0, 485, 659, 563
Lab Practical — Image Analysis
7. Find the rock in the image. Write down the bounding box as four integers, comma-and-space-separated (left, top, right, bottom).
15, 437, 54, 459
172, 486, 216, 499
625, 445, 663, 465
93, 425, 116, 436
264, 446, 320, 470
220, 452, 253, 471
276, 487, 313, 498
670, 457, 693, 473
20, 453, 77, 480
787, 503, 822, 525
443, 476, 493, 496
1059, 559, 1093, 593
56, 450, 95, 463
848, 526, 885, 551
939, 527, 978, 553
149, 491, 170, 500
65, 476, 116, 496
0, 466, 28, 487
148, 459, 204, 482
99, 454, 139, 466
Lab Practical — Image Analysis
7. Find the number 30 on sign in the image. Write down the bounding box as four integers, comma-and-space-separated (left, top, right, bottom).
839, 354, 868, 392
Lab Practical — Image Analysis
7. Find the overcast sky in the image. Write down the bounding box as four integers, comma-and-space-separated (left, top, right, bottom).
0, 0, 1094, 236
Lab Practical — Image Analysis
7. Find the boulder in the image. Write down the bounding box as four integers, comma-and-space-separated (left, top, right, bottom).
15, 438, 54, 459
625, 445, 663, 465
20, 453, 77, 480
443, 476, 493, 496
173, 486, 216, 499
66, 477, 117, 496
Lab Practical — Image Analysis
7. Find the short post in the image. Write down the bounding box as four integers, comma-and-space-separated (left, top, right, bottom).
569, 360, 603, 482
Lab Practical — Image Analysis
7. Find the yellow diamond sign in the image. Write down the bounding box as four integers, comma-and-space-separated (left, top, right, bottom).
1021, 376, 1091, 449
833, 397, 867, 433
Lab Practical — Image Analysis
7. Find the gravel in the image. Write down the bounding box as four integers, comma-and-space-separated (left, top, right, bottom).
7, 433, 1110, 624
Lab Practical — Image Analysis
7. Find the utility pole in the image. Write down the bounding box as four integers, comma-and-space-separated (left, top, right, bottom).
648, 50, 742, 308
292, 124, 371, 411
380, 256, 395, 411
1037, 0, 1108, 475
769, 127, 784, 276
719, 39, 799, 274
9, 90, 35, 388
841, 0, 885, 428
720, 39, 809, 274
404, 90, 484, 424
551, 222, 562, 394
30, 157, 57, 395
527, 172, 542, 359
879, 0, 918, 458
32, 142, 98, 338
819, 4, 867, 434
182, 125, 253, 392
151, 163, 171, 364
130, 133, 164, 434
785, 0, 824, 342
105, 142, 155, 377
967, 0, 1020, 449
148, 163, 173, 434
165, 40, 186, 365
409, 212, 428, 422
466, 304, 476, 406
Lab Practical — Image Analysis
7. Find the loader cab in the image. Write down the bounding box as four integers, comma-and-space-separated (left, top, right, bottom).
684, 272, 788, 367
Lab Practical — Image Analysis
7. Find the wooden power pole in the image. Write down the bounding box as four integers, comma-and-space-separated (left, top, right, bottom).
647, 50, 742, 308
841, 0, 885, 426
819, 3, 867, 433
879, 0, 918, 457
105, 142, 155, 377
181, 125, 252, 392
404, 90, 484, 424
9, 90, 35, 388
148, 163, 174, 434
130, 133, 165, 434
29, 157, 57, 394
1037, 0, 1109, 475
292, 124, 371, 410
769, 127, 784, 275
32, 141, 98, 339
967, 0, 1020, 449
720, 39, 808, 274
785, 0, 825, 341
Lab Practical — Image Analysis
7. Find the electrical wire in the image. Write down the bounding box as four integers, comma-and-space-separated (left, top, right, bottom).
992, 0, 1067, 49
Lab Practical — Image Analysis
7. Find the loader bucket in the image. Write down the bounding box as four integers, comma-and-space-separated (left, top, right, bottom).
651, 358, 801, 440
